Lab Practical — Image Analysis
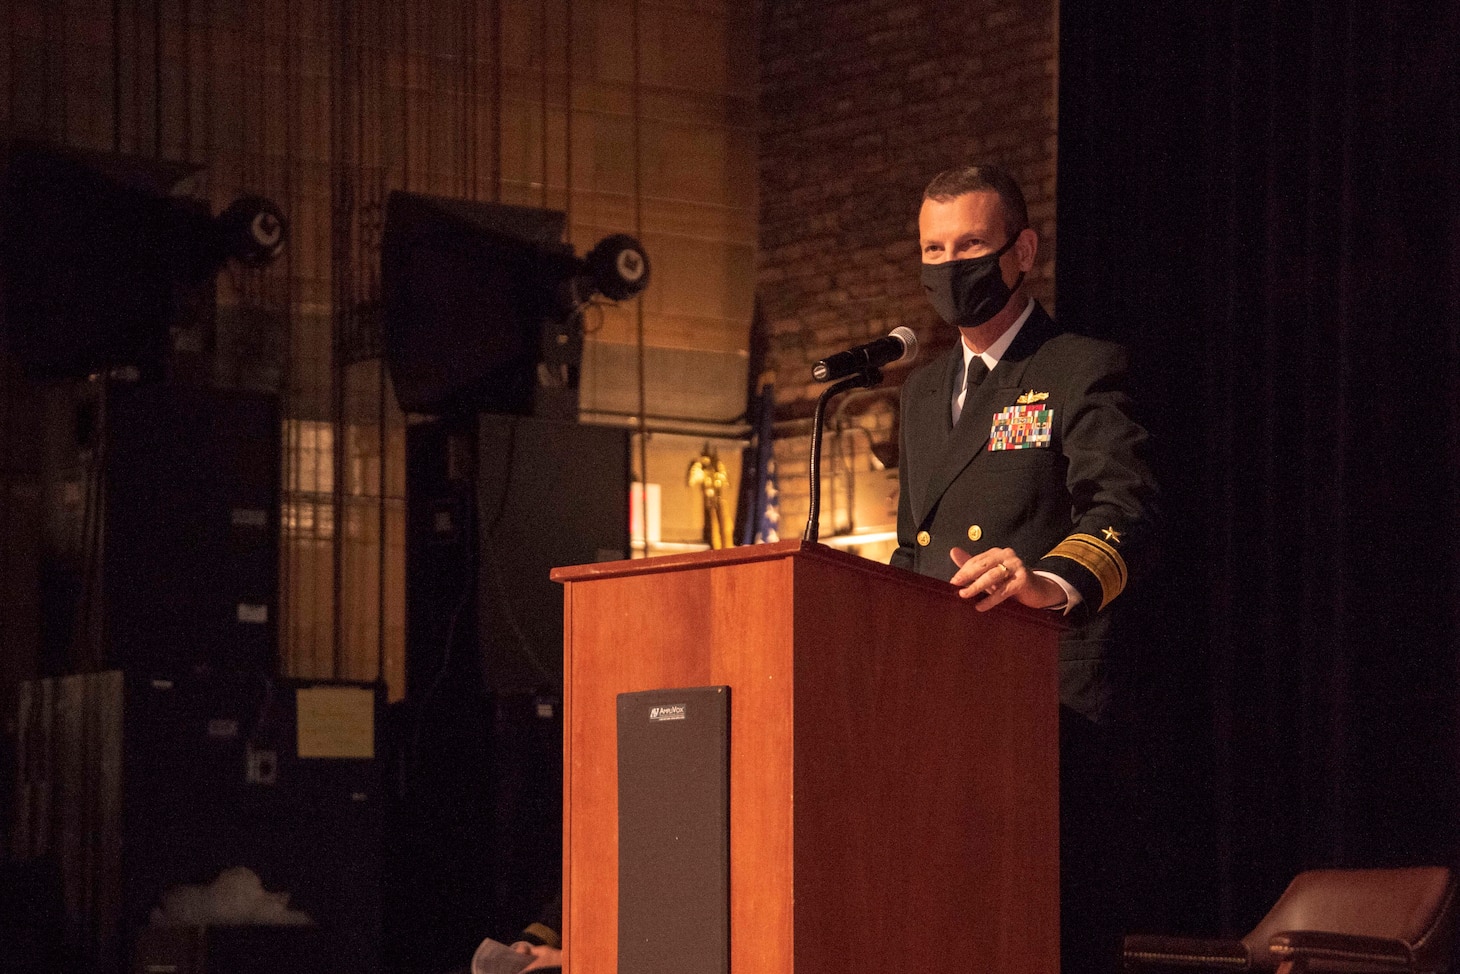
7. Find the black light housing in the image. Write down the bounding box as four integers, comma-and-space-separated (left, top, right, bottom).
0, 141, 288, 380
584, 233, 651, 301
215, 194, 289, 269
380, 190, 653, 417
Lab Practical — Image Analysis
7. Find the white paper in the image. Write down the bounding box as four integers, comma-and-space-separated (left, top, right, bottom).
471, 937, 533, 974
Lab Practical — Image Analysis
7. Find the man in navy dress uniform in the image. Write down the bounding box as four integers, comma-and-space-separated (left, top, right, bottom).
891, 164, 1159, 974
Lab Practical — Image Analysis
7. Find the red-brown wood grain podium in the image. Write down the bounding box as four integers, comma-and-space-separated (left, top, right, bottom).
551, 539, 1064, 974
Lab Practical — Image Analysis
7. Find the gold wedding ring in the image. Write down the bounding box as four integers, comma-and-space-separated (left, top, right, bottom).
997, 562, 1012, 579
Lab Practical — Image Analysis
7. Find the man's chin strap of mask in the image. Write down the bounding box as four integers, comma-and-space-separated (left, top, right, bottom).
921, 232, 1023, 328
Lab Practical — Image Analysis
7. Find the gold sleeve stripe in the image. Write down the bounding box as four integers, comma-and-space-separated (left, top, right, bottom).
1044, 533, 1128, 610
522, 923, 562, 949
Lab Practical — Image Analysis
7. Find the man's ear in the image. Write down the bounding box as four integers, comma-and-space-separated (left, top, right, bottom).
1014, 226, 1039, 272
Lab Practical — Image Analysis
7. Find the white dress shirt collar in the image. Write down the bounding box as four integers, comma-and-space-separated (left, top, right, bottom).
960, 298, 1035, 375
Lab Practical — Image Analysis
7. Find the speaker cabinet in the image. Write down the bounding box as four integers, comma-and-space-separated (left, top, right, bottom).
474, 413, 630, 692
39, 381, 280, 676
405, 412, 629, 695
392, 413, 627, 969
382, 684, 564, 974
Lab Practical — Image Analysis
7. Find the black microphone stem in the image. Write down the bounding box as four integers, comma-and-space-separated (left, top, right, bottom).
803, 368, 882, 544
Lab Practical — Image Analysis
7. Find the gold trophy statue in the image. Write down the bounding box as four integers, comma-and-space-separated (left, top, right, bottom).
687, 445, 733, 549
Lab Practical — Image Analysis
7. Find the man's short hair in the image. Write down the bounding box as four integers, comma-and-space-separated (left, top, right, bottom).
922, 165, 1030, 237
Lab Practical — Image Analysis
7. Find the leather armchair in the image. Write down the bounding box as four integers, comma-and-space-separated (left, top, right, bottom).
1124, 867, 1456, 973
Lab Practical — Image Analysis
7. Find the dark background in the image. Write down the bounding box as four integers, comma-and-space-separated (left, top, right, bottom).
1059, 0, 1460, 936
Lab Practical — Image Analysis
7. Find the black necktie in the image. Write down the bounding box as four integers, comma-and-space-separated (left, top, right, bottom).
953, 358, 988, 425
964, 358, 989, 391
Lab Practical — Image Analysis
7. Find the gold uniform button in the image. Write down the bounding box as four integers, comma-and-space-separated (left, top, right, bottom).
967, 525, 983, 542
916, 531, 931, 547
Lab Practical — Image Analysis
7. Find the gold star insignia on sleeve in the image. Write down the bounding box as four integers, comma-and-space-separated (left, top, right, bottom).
1101, 526, 1122, 544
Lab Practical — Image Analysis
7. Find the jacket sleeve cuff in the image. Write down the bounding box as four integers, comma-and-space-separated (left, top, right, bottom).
1031, 571, 1082, 613
1036, 532, 1129, 611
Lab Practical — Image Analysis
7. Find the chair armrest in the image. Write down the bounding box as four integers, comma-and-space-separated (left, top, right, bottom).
1268, 930, 1415, 970
1124, 935, 1252, 969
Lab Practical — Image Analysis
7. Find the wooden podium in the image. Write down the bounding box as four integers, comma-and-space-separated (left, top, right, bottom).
551, 539, 1063, 974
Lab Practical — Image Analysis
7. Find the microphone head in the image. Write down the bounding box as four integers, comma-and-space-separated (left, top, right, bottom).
888, 326, 918, 367
810, 327, 920, 382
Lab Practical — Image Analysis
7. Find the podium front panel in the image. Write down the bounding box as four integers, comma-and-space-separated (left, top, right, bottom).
562, 550, 797, 974
556, 541, 1060, 974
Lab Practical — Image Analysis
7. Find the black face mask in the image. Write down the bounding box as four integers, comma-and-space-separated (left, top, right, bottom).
921, 234, 1023, 328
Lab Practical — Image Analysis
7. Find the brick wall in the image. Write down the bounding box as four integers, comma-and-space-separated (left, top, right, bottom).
758, 0, 1059, 541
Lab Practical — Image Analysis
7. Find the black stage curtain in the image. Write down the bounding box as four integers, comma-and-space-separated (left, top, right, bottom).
1057, 0, 1460, 937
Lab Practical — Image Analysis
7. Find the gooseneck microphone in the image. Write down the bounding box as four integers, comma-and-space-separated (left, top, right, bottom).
811, 327, 918, 382
802, 326, 917, 543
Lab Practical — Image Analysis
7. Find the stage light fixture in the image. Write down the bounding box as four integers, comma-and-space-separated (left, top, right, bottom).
0, 141, 291, 380
381, 191, 655, 418
584, 233, 651, 301
215, 194, 289, 268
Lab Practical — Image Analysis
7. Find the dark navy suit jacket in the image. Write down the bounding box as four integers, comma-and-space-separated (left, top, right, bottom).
890, 302, 1158, 723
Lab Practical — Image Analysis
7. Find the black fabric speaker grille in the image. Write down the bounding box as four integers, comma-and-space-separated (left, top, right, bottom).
617, 685, 730, 974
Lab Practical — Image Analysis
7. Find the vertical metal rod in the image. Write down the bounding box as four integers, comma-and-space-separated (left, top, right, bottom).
465, 0, 476, 196
539, 0, 549, 209
57, 1, 68, 139
563, 0, 573, 234
278, 0, 297, 680
376, 378, 387, 684
112, 0, 122, 151
153, 0, 162, 156
491, 0, 503, 200
400, 0, 409, 189
180, 0, 191, 158
329, 0, 353, 677
631, 0, 648, 551
372, 4, 387, 686
133, 0, 144, 151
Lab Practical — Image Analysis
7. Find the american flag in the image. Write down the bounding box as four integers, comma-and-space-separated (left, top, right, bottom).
738, 384, 780, 545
